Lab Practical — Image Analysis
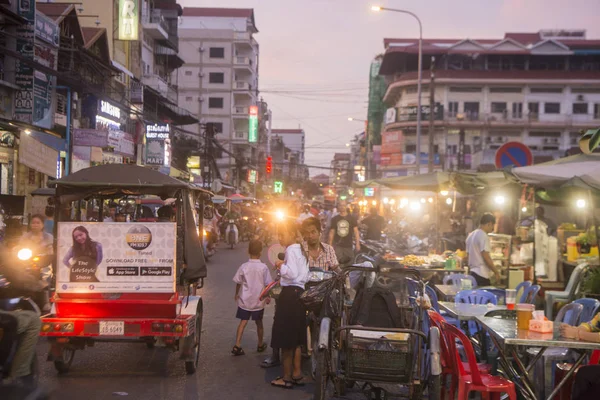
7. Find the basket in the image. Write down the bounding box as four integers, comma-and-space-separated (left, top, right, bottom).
345, 332, 414, 383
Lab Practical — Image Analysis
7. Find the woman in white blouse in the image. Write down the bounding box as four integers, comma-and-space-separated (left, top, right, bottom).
270, 221, 310, 389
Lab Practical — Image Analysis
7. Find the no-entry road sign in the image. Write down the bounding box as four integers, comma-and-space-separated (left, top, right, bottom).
495, 141, 533, 169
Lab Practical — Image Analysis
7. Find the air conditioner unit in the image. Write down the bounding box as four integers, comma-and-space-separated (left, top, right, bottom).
576, 94, 585, 101
198, 72, 204, 78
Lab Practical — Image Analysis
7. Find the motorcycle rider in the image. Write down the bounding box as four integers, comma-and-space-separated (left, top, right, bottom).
223, 205, 241, 244
360, 207, 386, 241
0, 248, 42, 385
301, 217, 339, 272
328, 200, 360, 267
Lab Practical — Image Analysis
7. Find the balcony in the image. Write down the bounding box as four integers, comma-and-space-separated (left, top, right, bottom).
232, 131, 248, 142
142, 10, 168, 40
233, 81, 251, 90
142, 74, 177, 104
234, 57, 251, 66
234, 32, 251, 41
232, 106, 249, 118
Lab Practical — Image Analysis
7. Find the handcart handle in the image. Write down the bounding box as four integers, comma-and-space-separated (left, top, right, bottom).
337, 325, 427, 340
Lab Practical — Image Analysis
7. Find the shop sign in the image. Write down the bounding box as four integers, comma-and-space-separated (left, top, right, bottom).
31, 11, 59, 129
35, 12, 60, 47
73, 129, 108, 147
248, 106, 258, 143
56, 222, 176, 293
108, 130, 136, 157
14, 0, 36, 124
399, 103, 444, 122
72, 146, 91, 173
402, 153, 441, 165
0, 152, 11, 164
102, 152, 123, 164
0, 132, 16, 148
98, 100, 121, 122
385, 108, 397, 124
247, 169, 257, 184
19, 133, 58, 177
118, 0, 139, 41
145, 123, 170, 166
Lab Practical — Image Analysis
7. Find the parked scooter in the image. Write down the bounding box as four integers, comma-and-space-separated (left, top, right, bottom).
226, 219, 238, 249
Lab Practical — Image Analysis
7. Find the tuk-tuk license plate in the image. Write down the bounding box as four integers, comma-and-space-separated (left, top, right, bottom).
99, 321, 124, 336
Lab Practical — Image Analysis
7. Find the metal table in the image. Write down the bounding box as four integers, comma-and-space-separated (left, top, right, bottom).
476, 316, 600, 400
435, 285, 459, 300
439, 301, 506, 320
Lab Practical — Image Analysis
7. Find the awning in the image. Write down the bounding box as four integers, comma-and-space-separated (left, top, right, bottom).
111, 60, 134, 78
30, 130, 66, 152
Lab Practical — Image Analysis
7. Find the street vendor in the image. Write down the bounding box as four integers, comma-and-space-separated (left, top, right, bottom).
465, 213, 501, 286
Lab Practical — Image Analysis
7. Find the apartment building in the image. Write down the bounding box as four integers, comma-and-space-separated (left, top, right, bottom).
177, 7, 259, 180
271, 128, 305, 164
378, 30, 600, 175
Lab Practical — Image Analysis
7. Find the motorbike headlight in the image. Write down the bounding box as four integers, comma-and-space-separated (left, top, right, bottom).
203, 229, 207, 236
17, 248, 33, 261
259, 217, 263, 221
308, 271, 325, 282
275, 210, 285, 221
243, 216, 248, 221
229, 219, 235, 223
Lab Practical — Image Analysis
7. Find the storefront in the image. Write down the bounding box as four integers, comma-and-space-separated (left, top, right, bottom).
144, 123, 171, 168
72, 128, 135, 172
0, 131, 16, 195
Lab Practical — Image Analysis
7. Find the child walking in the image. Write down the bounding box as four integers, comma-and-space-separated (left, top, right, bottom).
232, 240, 273, 356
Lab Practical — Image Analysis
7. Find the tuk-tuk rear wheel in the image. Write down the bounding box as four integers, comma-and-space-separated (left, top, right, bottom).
184, 304, 203, 375
54, 347, 75, 374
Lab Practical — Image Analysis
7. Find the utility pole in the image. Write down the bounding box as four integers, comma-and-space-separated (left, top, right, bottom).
203, 123, 215, 190
428, 56, 435, 173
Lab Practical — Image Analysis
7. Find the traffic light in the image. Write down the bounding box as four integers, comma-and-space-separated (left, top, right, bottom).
266, 156, 272, 174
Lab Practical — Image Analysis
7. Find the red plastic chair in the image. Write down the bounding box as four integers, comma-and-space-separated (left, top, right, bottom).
428, 310, 492, 399
590, 350, 600, 365
442, 321, 517, 400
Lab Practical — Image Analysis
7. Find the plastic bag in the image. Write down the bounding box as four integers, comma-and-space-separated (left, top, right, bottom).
300, 278, 336, 313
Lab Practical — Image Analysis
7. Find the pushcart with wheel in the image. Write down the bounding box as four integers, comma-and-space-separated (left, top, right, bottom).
314, 263, 442, 400
39, 164, 210, 375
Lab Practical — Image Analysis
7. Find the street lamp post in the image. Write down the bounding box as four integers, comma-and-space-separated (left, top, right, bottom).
348, 117, 369, 179
372, 6, 423, 174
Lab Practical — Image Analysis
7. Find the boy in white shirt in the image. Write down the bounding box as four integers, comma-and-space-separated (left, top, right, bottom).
232, 240, 273, 356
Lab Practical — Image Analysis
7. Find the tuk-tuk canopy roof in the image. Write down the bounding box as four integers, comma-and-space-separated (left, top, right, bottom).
53, 164, 210, 199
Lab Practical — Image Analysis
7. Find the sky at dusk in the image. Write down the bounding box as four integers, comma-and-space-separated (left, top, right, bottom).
180, 0, 600, 176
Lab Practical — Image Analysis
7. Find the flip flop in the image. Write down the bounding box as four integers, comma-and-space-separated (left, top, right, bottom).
292, 376, 307, 386
257, 343, 268, 353
271, 377, 293, 389
260, 357, 281, 368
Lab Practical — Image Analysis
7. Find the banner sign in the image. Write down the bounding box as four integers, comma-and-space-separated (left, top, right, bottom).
145, 123, 170, 166
118, 0, 139, 41
56, 222, 176, 293
248, 105, 258, 143
14, 0, 36, 124
19, 133, 59, 177
74, 129, 108, 147
398, 103, 444, 122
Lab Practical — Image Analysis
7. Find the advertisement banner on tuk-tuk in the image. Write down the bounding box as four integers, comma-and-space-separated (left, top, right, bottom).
56, 222, 176, 293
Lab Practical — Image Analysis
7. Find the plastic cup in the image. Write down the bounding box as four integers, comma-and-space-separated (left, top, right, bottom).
516, 303, 535, 330
461, 279, 473, 290
505, 289, 517, 310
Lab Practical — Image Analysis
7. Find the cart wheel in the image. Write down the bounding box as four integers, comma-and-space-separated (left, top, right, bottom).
427, 374, 442, 400
375, 275, 393, 289
314, 350, 332, 400
185, 302, 203, 375
54, 347, 75, 374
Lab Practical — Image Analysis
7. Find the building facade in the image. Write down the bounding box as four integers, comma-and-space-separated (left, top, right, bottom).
379, 30, 600, 175
177, 7, 259, 181
271, 128, 305, 165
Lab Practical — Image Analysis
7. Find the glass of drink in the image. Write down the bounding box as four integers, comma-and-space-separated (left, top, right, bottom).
505, 289, 517, 310
461, 279, 472, 290
516, 303, 535, 330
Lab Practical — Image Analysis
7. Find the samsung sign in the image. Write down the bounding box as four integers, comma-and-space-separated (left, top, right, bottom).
99, 101, 121, 121
118, 0, 139, 41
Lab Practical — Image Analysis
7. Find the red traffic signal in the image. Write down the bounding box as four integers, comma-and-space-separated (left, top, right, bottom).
266, 156, 272, 174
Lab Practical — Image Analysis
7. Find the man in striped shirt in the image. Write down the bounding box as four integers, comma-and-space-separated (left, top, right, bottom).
301, 217, 339, 272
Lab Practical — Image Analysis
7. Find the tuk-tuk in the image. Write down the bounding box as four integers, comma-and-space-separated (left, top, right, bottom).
39, 164, 211, 375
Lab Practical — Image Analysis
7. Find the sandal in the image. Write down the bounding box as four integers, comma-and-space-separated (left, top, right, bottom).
260, 356, 281, 368
292, 376, 307, 386
231, 345, 245, 356
257, 343, 268, 353
271, 377, 293, 389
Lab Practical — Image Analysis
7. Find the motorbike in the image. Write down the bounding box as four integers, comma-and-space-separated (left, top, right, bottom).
14, 248, 53, 312
256, 217, 272, 246
202, 226, 217, 260
0, 276, 48, 399
226, 219, 238, 249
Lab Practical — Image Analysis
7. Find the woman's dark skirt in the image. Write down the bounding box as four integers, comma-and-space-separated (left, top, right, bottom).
271, 285, 307, 349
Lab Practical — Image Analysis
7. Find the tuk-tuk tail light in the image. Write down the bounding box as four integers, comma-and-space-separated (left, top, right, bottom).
152, 323, 163, 332
174, 324, 183, 333
163, 324, 173, 332
42, 324, 51, 332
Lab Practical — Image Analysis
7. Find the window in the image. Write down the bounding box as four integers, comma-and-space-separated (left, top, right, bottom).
209, 72, 224, 84
209, 47, 225, 58
448, 101, 458, 117
491, 102, 507, 113
595, 104, 600, 118
572, 103, 588, 115
405, 144, 416, 153
185, 71, 192, 76
530, 87, 563, 94
185, 96, 193, 101
464, 102, 480, 120
512, 102, 523, 118
544, 102, 561, 114
208, 122, 223, 133
449, 86, 482, 93
489, 87, 522, 93
235, 131, 245, 139
208, 97, 224, 109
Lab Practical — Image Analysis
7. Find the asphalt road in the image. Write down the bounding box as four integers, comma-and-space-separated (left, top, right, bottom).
37, 242, 321, 400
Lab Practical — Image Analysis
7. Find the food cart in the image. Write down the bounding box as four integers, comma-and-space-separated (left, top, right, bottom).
39, 164, 210, 374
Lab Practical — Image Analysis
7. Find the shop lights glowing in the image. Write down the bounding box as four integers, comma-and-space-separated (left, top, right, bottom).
420, 198, 426, 204
383, 197, 389, 204
389, 199, 396, 205
409, 202, 421, 211
440, 190, 449, 196
428, 198, 433, 203
446, 198, 453, 205
522, 207, 528, 212
576, 199, 586, 209
494, 195, 505, 205
371, 200, 377, 206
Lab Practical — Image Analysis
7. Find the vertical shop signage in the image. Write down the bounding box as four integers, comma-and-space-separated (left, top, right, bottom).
248, 105, 258, 143
273, 181, 283, 194
118, 0, 139, 41
145, 123, 170, 166
33, 11, 59, 129
14, 0, 36, 124
247, 169, 257, 184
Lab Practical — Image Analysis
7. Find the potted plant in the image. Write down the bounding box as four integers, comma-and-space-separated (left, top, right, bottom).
581, 267, 600, 300
576, 233, 592, 254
